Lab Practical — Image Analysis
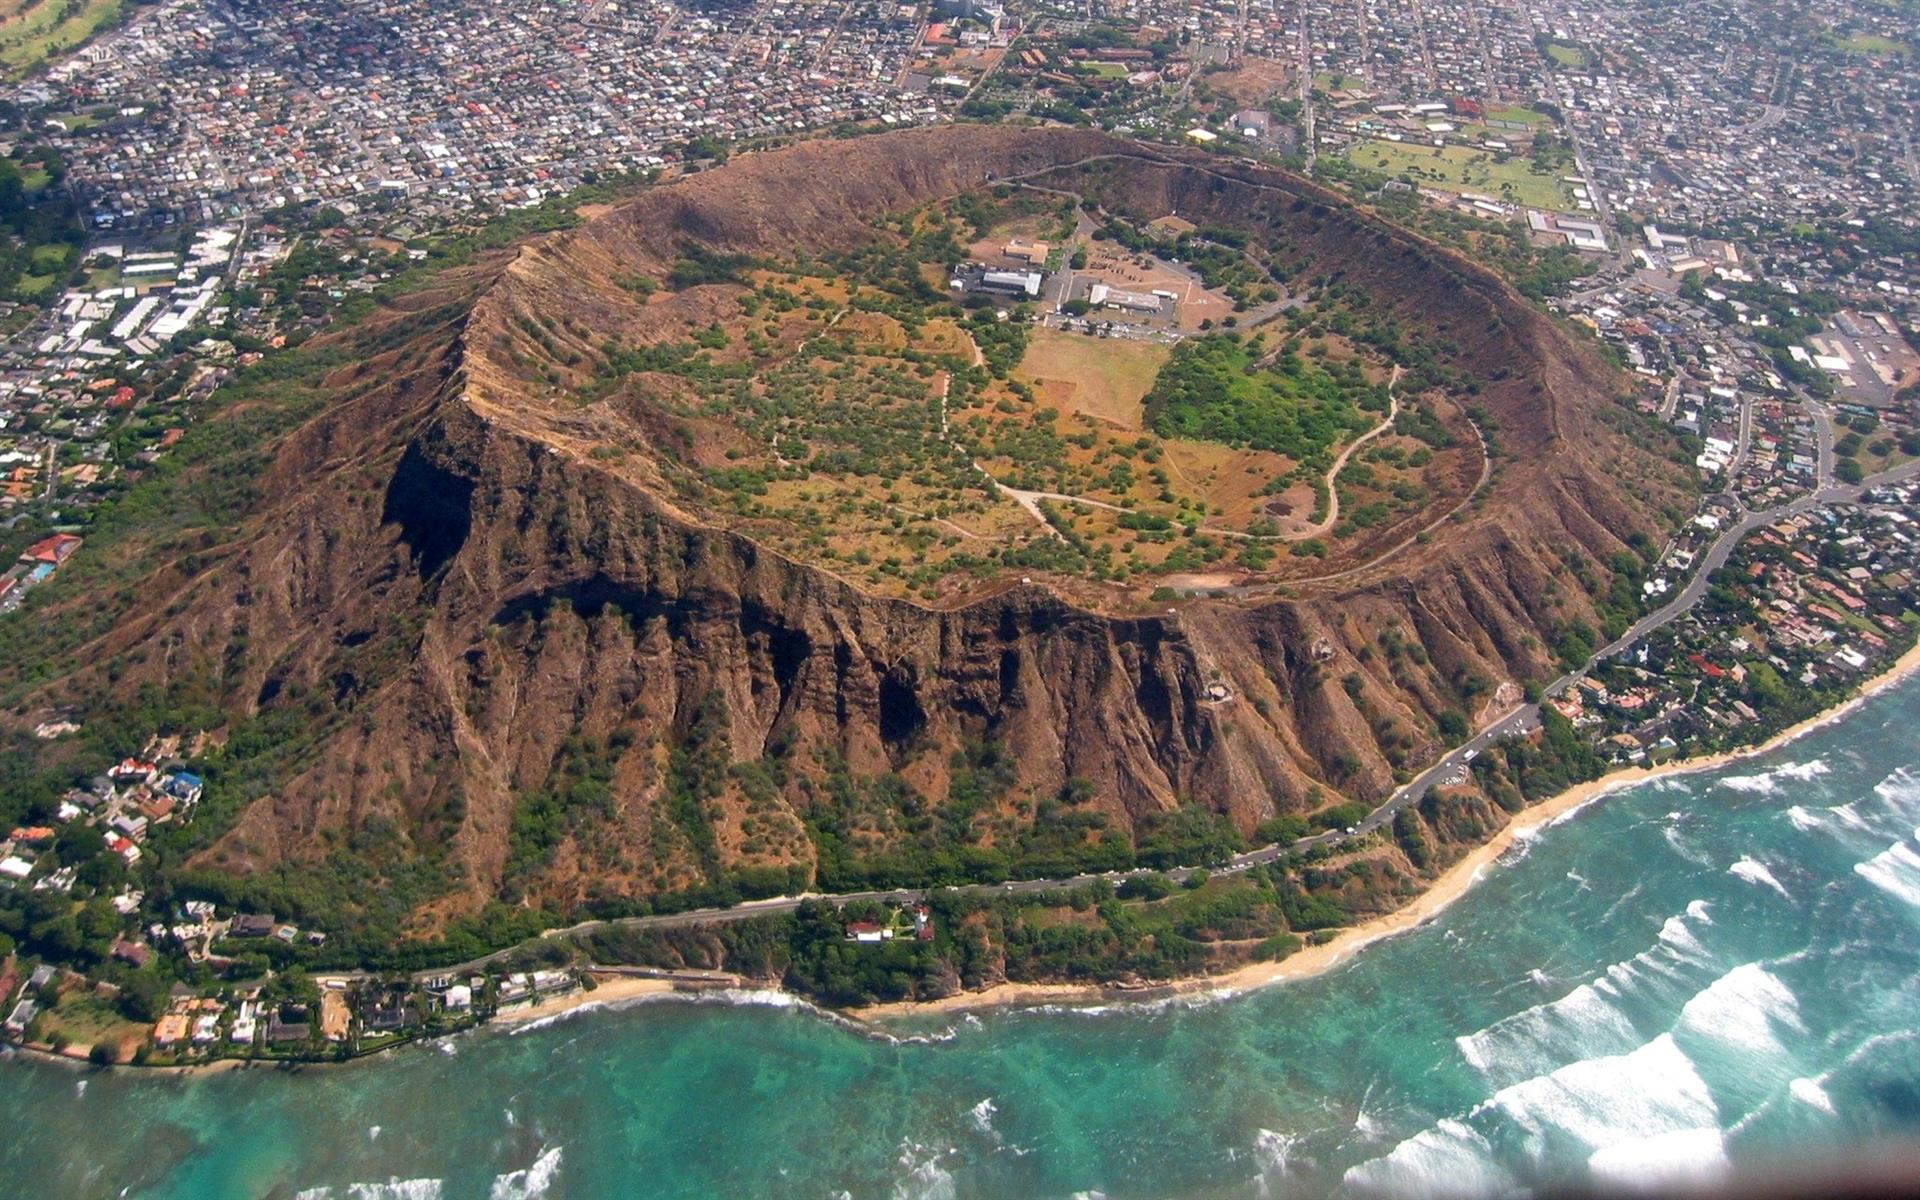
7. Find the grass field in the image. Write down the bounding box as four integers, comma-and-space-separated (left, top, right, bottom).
1014, 327, 1170, 429
0, 0, 123, 78
1542, 40, 1591, 68
1084, 61, 1129, 78
1340, 138, 1578, 211
1825, 32, 1910, 55
1484, 103, 1549, 127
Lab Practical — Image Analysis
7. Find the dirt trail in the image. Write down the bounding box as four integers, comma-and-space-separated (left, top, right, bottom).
1280, 364, 1402, 542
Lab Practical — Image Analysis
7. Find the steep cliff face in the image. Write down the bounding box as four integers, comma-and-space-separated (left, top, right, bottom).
23, 128, 1692, 929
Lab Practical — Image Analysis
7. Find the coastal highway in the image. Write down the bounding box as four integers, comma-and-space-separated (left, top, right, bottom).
421, 459, 1920, 982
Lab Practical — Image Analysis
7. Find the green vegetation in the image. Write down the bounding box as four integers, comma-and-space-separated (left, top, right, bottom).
1143, 333, 1382, 467
1535, 36, 1593, 69
0, 144, 84, 299
0, 0, 124, 79
576, 852, 1410, 1007
1823, 31, 1909, 55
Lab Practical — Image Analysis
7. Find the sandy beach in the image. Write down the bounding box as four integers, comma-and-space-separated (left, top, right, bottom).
490, 974, 689, 1027
857, 638, 1920, 1023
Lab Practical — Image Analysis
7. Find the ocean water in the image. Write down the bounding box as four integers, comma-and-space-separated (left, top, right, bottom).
6, 680, 1920, 1200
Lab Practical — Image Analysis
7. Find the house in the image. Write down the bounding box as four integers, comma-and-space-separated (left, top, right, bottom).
111, 938, 151, 968
229, 1001, 258, 1044
845, 920, 893, 942
20, 533, 82, 566
266, 1005, 311, 1044
153, 1013, 190, 1046
496, 975, 532, 1006
110, 758, 157, 784
5, 998, 39, 1037
231, 913, 276, 938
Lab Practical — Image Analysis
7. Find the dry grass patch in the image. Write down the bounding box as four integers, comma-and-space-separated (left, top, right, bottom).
1015, 327, 1170, 429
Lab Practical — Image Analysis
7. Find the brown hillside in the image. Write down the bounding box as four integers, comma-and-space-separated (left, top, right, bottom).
16, 127, 1692, 931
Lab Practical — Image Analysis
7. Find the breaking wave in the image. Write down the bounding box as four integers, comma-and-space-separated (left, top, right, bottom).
1853, 838, 1920, 908
1456, 903, 1717, 1088
969, 1097, 998, 1143
1339, 1119, 1516, 1199
1674, 963, 1804, 1060
1789, 1076, 1837, 1115
294, 1181, 444, 1200
1784, 805, 1823, 832
1874, 766, 1920, 810
1585, 1126, 1730, 1191
1728, 857, 1793, 900
890, 1141, 956, 1200
489, 1146, 563, 1200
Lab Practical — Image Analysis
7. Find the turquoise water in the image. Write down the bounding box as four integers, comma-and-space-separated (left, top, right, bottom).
6, 680, 1920, 1200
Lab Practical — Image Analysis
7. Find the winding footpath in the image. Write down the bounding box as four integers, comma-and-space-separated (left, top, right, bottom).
1281, 364, 1402, 542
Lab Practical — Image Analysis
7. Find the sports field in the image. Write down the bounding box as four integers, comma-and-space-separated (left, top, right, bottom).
1340, 138, 1579, 211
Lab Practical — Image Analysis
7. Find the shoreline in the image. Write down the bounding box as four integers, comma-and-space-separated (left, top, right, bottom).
11, 642, 1917, 1069
489, 974, 688, 1027
853, 637, 1920, 1022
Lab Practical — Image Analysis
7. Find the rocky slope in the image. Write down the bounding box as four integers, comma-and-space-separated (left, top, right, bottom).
18, 127, 1693, 932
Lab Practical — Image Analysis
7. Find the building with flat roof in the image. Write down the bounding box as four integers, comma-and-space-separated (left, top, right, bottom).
979, 270, 1042, 297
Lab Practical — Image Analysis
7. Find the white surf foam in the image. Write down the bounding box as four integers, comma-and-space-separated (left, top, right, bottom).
1252, 1127, 1300, 1176
1719, 759, 1830, 797
1777, 760, 1832, 782
1458, 903, 1719, 1085
1873, 766, 1920, 814
890, 1141, 957, 1200
1854, 839, 1920, 908
489, 1145, 562, 1200
969, 1097, 998, 1141
1728, 857, 1793, 900
1785, 805, 1823, 832
1675, 962, 1804, 1059
1481, 1033, 1720, 1155
1339, 1118, 1516, 1199
1655, 913, 1711, 962
1789, 1076, 1836, 1115
1456, 981, 1641, 1084
295, 1180, 445, 1200
1829, 802, 1873, 831
1662, 825, 1714, 867
1586, 1126, 1730, 1191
